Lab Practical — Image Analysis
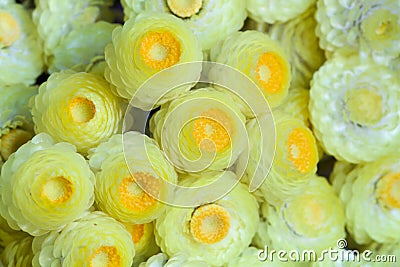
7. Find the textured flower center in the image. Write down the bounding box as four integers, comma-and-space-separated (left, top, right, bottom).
140, 31, 181, 69
287, 128, 317, 174
69, 97, 96, 123
344, 88, 383, 126
0, 11, 21, 47
375, 21, 390, 36
192, 109, 232, 152
0, 128, 33, 161
118, 173, 159, 212
90, 246, 120, 267
376, 173, 400, 209
130, 224, 145, 244
41, 176, 73, 203
167, 0, 202, 18
255, 52, 285, 94
190, 204, 231, 244
287, 195, 325, 236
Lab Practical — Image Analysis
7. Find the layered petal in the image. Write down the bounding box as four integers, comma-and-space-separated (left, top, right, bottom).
32, 211, 134, 267
246, 0, 315, 23
87, 132, 178, 224
309, 55, 400, 163
104, 12, 202, 109
210, 31, 291, 111
0, 133, 95, 236
339, 157, 400, 244
150, 88, 247, 172
31, 71, 122, 154
122, 0, 246, 50
155, 171, 259, 266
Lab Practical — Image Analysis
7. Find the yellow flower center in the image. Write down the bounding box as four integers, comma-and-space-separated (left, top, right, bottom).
130, 224, 145, 244
0, 11, 21, 47
140, 31, 181, 70
344, 88, 383, 126
255, 52, 286, 94
192, 109, 232, 152
69, 97, 96, 123
90, 246, 121, 267
375, 21, 390, 36
287, 128, 317, 174
41, 176, 73, 204
0, 128, 32, 161
286, 195, 326, 236
118, 173, 159, 212
376, 173, 400, 209
167, 0, 203, 18
190, 204, 231, 244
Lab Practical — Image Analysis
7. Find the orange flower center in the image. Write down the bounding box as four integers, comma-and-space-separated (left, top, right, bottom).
90, 246, 120, 267
255, 52, 286, 94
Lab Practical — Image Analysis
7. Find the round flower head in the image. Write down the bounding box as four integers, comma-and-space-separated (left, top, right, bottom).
0, 3, 44, 85
155, 171, 259, 266
316, 0, 400, 64
259, 176, 346, 254
0, 83, 36, 165
210, 31, 291, 110
0, 235, 34, 266
309, 55, 400, 163
33, 0, 113, 58
32, 211, 135, 267
31, 71, 122, 154
104, 12, 202, 109
239, 112, 318, 206
269, 7, 326, 88
121, 0, 246, 51
88, 132, 178, 224
150, 88, 247, 173
138, 252, 209, 267
338, 157, 400, 244
120, 222, 159, 266
49, 21, 118, 73
0, 133, 95, 236
246, 0, 315, 23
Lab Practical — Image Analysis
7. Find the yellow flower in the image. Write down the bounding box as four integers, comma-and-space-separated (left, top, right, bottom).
32, 211, 134, 267
210, 31, 291, 111
87, 132, 178, 224
122, 0, 246, 51
246, 0, 315, 23
0, 3, 44, 85
31, 71, 122, 154
104, 12, 202, 109
150, 88, 247, 172
339, 157, 400, 244
155, 171, 259, 266
0, 133, 95, 236
269, 7, 326, 88
0, 235, 34, 266
258, 176, 346, 254
309, 55, 400, 163
239, 111, 318, 206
